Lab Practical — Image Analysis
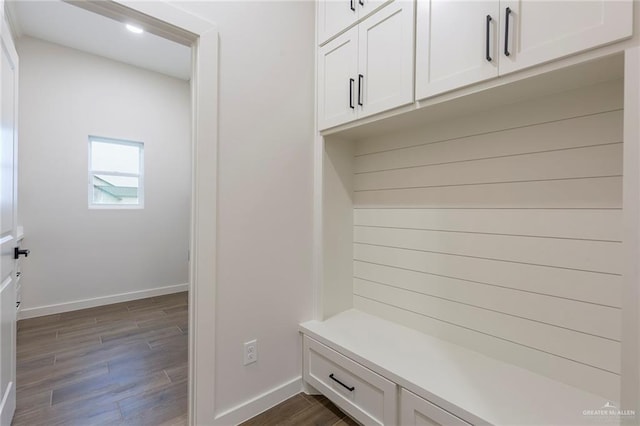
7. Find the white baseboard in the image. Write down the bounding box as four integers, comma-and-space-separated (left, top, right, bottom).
18, 283, 189, 320
0, 381, 15, 426
302, 381, 320, 395
213, 377, 303, 426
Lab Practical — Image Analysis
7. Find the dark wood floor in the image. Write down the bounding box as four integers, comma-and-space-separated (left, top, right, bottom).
13, 292, 188, 426
241, 393, 359, 426
13, 292, 354, 426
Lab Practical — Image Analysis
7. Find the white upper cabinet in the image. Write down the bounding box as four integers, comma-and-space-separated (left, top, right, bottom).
416, 0, 500, 100
358, 0, 415, 119
499, 0, 633, 75
318, 27, 359, 130
318, 0, 359, 45
415, 0, 633, 100
359, 0, 395, 22
318, 1, 415, 130
318, 0, 394, 45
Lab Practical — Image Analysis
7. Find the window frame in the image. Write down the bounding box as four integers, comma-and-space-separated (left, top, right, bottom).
88, 136, 145, 209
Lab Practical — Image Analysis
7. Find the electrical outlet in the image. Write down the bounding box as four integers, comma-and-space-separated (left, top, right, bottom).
244, 339, 257, 365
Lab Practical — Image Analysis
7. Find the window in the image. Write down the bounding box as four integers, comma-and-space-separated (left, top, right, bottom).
88, 136, 144, 208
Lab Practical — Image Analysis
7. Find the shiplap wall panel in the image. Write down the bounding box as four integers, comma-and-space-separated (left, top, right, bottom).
348, 80, 623, 399
353, 280, 620, 373
355, 79, 622, 156
353, 226, 622, 274
353, 261, 620, 339
354, 111, 622, 173
354, 176, 622, 208
353, 209, 622, 241
354, 296, 621, 401
353, 244, 621, 308
354, 144, 621, 191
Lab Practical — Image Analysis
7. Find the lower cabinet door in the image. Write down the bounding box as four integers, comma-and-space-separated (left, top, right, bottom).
400, 389, 471, 426
303, 336, 397, 425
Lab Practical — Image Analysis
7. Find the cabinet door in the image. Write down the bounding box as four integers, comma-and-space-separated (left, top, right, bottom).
400, 389, 471, 426
358, 0, 394, 21
416, 0, 499, 100
499, 0, 633, 75
318, 0, 359, 45
357, 0, 414, 119
318, 27, 358, 130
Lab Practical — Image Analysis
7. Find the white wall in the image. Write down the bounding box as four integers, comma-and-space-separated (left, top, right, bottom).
169, 1, 315, 419
17, 36, 191, 314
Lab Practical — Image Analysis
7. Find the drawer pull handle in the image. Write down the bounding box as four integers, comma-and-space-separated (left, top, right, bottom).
329, 373, 355, 392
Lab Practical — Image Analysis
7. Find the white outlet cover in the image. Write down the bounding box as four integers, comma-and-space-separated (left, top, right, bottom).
244, 339, 257, 365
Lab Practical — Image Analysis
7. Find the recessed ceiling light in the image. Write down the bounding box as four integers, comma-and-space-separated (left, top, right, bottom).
126, 24, 144, 34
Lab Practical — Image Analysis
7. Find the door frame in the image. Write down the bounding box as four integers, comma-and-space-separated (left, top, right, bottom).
64, 2, 219, 424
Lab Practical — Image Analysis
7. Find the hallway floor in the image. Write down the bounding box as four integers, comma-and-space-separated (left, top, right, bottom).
13, 292, 188, 426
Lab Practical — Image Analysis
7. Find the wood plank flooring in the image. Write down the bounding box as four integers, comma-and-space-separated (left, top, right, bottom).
13, 292, 188, 426
14, 292, 354, 425
240, 393, 359, 426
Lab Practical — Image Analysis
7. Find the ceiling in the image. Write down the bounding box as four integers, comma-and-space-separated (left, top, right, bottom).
10, 0, 191, 80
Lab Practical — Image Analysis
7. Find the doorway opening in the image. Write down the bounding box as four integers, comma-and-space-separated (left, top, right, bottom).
3, 1, 218, 424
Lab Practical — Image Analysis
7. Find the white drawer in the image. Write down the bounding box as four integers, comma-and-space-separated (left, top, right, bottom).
303, 336, 397, 425
400, 388, 472, 426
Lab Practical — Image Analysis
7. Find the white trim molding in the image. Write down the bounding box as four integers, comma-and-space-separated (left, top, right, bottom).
62, 3, 219, 424
0, 381, 15, 426
622, 46, 640, 424
17, 283, 189, 320
212, 378, 304, 426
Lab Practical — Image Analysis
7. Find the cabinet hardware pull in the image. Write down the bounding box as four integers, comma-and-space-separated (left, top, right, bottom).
329, 373, 355, 391
504, 7, 512, 57
359, 0, 364, 5
358, 74, 364, 106
350, 0, 355, 12
486, 15, 492, 62
349, 78, 355, 109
